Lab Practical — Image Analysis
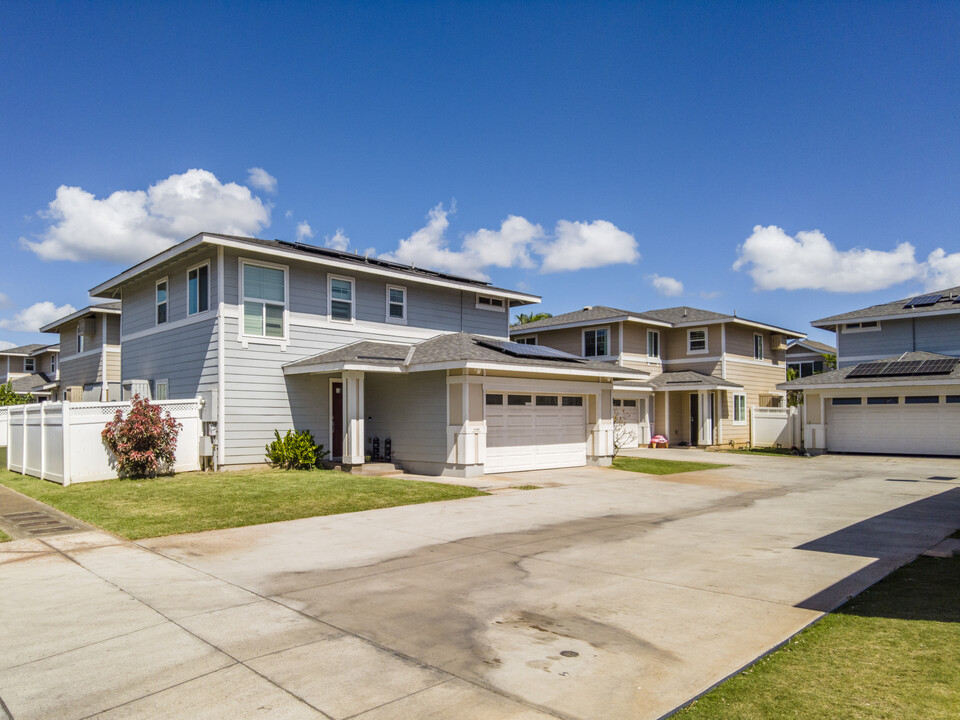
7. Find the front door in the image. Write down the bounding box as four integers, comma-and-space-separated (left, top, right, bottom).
331, 381, 343, 459
689, 393, 699, 445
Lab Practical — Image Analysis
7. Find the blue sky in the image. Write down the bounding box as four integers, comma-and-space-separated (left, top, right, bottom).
2, 1, 958, 349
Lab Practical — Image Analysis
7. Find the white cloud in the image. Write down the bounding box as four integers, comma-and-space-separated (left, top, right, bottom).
922, 248, 960, 291
0, 301, 76, 332
296, 221, 314, 242
246, 167, 278, 193
22, 169, 271, 264
461, 215, 543, 269
650, 274, 684, 297
733, 225, 921, 292
0, 340, 16, 350
380, 204, 487, 279
325, 228, 350, 251
538, 220, 640, 273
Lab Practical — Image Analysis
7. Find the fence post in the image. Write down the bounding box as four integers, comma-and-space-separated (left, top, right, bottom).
20, 407, 27, 474
62, 401, 71, 486
749, 406, 755, 448
39, 402, 46, 481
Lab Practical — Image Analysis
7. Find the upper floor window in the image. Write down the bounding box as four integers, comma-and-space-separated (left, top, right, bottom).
647, 330, 660, 358
156, 278, 168, 325
187, 263, 210, 316
386, 285, 406, 323
584, 328, 608, 357
515, 336, 537, 345
842, 320, 880, 333
242, 261, 286, 338
77, 326, 85, 354
476, 294, 505, 312
329, 276, 355, 322
688, 328, 707, 353
754, 333, 764, 360
24, 358, 35, 373
51, 355, 57, 374
788, 360, 824, 378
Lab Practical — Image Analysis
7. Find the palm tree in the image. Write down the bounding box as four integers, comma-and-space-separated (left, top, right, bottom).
513, 312, 552, 325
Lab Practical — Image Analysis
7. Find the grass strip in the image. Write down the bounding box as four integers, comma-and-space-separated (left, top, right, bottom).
612, 456, 729, 475
0, 467, 484, 540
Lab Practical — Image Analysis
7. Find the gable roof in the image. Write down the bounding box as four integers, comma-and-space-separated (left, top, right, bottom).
39, 302, 122, 334
283, 332, 650, 381
811, 286, 960, 328
778, 351, 960, 390
89, 233, 540, 307
0, 343, 56, 357
5, 373, 54, 395
648, 371, 742, 391
510, 304, 803, 337
786, 338, 835, 354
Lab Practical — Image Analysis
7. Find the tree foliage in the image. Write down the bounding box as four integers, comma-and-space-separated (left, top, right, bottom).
0, 382, 34, 405
513, 312, 553, 325
101, 395, 181, 478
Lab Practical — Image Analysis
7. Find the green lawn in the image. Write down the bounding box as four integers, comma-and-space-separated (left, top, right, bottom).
0, 527, 11, 543
612, 456, 729, 475
0, 467, 484, 540
675, 552, 960, 719
718, 447, 806, 457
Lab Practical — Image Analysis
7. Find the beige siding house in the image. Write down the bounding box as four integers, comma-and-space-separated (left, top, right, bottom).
40, 303, 122, 401
0, 344, 60, 399
511, 305, 805, 448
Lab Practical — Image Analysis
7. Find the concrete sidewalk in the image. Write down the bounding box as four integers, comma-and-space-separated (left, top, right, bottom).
2, 453, 958, 719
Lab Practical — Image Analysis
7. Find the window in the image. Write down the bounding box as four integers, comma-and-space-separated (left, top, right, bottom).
733, 393, 746, 424
946, 396, 960, 403
187, 264, 209, 315
787, 361, 824, 378
485, 393, 504, 405
515, 336, 537, 345
583, 328, 608, 357
905, 396, 939, 404
24, 358, 35, 373
647, 330, 660, 358
622, 399, 637, 407
242, 262, 286, 338
386, 285, 406, 323
156, 278, 168, 325
77, 326, 85, 354
754, 334, 764, 360
688, 328, 707, 353
867, 396, 899, 405
329, 276, 354, 322
613, 398, 621, 407
154, 379, 169, 401
842, 320, 881, 333
562, 396, 583, 407
536, 395, 558, 406
476, 294, 505, 312
507, 394, 532, 406
51, 356, 56, 374
831, 397, 862, 405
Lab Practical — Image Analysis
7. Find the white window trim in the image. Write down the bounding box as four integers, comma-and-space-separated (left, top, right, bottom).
154, 379, 169, 401
754, 333, 764, 361
51, 355, 57, 374
77, 325, 85, 354
647, 329, 661, 359
156, 277, 169, 326
688, 327, 708, 354
328, 274, 356, 324
733, 392, 747, 425
239, 257, 289, 346
24, 358, 35, 373
582, 326, 611, 358
475, 294, 506, 312
186, 261, 211, 317
385, 284, 407, 325
841, 321, 882, 333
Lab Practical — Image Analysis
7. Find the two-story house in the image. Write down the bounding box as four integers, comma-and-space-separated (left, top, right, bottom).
88, 233, 647, 476
785, 339, 835, 378
0, 344, 59, 400
40, 303, 122, 401
780, 287, 960, 456
510, 306, 804, 448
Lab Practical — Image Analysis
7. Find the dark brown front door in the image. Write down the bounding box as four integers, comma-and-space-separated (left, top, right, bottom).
689, 394, 699, 446
331, 381, 343, 459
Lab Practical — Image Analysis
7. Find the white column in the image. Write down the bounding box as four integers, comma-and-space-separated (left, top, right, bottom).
341, 370, 365, 464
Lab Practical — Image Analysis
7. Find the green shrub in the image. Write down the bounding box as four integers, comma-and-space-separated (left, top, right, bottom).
101, 395, 181, 478
265, 429, 330, 470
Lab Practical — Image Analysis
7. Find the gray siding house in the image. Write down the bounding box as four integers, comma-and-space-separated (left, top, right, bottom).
780, 287, 960, 456
0, 344, 60, 399
91, 233, 647, 475
41, 303, 122, 401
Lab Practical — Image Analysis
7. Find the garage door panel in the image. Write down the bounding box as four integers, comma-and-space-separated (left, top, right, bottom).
485, 399, 587, 473
827, 401, 960, 456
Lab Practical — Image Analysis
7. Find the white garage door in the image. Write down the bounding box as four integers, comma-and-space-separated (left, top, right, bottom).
826, 396, 960, 456
613, 397, 648, 448
485, 393, 586, 473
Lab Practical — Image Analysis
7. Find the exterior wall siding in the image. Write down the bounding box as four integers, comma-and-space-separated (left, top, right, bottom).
58, 353, 102, 392
519, 323, 620, 358
364, 372, 448, 470
121, 317, 218, 399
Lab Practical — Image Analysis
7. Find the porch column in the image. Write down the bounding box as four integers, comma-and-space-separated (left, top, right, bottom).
341, 370, 365, 465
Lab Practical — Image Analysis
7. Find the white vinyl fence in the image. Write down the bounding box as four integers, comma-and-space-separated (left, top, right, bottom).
0, 406, 8, 448
6, 399, 202, 485
750, 406, 801, 449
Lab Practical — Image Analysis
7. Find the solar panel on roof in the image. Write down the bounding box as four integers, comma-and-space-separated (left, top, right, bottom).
880, 360, 924, 376
846, 362, 889, 378
904, 293, 943, 308
474, 338, 583, 362
914, 358, 959, 375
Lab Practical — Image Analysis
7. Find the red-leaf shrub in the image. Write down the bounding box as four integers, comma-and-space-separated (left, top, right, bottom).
101, 395, 182, 478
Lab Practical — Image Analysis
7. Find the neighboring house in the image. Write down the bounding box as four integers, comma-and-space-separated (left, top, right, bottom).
510, 306, 804, 447
0, 344, 59, 400
780, 287, 960, 456
40, 303, 122, 401
88, 233, 647, 476
786, 339, 836, 378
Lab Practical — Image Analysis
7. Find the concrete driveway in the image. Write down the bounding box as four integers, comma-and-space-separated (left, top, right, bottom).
2, 451, 959, 720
